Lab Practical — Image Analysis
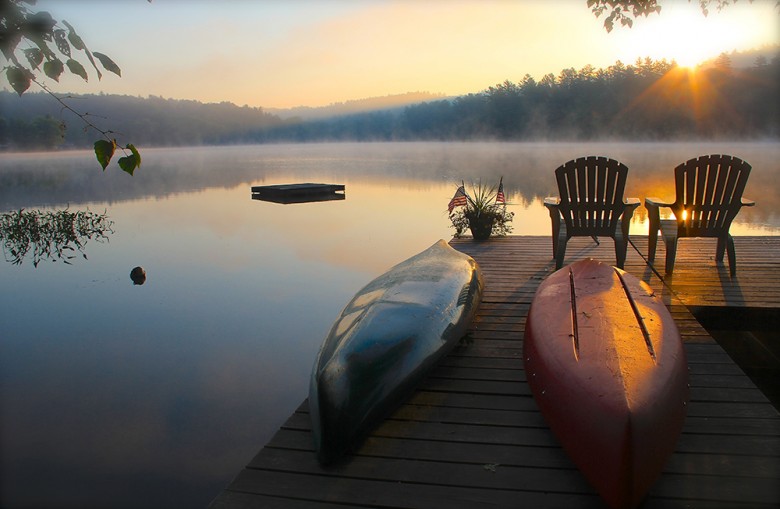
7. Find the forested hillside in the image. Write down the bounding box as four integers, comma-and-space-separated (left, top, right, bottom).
0, 94, 286, 150
267, 56, 779, 142
1, 54, 777, 150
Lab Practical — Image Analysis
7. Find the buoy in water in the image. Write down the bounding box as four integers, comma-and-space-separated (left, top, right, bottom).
130, 266, 146, 285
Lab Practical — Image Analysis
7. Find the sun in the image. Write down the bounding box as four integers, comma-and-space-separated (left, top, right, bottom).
615, 3, 766, 69
671, 54, 704, 70
671, 42, 711, 69
657, 10, 724, 68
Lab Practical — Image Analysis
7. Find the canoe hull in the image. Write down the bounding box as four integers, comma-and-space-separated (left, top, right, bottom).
310, 239, 483, 464
524, 259, 688, 509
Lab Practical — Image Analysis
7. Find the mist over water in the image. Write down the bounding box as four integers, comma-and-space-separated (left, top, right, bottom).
2, 141, 778, 232
1, 141, 778, 508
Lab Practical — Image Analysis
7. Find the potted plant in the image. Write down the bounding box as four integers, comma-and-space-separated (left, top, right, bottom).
448, 179, 514, 241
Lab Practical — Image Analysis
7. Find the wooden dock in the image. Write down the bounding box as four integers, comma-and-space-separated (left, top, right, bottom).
210, 236, 780, 509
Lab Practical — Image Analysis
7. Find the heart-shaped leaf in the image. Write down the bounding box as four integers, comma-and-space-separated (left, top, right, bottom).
62, 20, 103, 80
126, 144, 141, 168
53, 29, 71, 57
23, 48, 44, 69
63, 21, 85, 50
93, 52, 121, 77
118, 154, 139, 176
7, 66, 32, 96
94, 139, 116, 170
43, 59, 64, 81
66, 59, 88, 81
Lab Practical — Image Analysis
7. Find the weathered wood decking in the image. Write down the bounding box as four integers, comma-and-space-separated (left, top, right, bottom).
210, 236, 780, 509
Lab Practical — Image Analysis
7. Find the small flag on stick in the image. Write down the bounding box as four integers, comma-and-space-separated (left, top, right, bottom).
496, 176, 506, 205
448, 184, 468, 213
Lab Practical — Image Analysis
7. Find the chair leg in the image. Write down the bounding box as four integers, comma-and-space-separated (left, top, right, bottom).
616, 215, 631, 269
548, 210, 561, 260
555, 236, 568, 270
647, 218, 659, 263
716, 236, 726, 262
615, 239, 627, 269
726, 235, 736, 276
665, 238, 678, 274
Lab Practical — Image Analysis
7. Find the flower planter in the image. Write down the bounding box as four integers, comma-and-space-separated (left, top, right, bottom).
448, 179, 513, 240
468, 215, 494, 241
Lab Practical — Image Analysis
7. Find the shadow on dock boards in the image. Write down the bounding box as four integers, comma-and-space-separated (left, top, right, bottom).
692, 306, 780, 411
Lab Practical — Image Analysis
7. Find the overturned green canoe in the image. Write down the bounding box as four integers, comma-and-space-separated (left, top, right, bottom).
309, 239, 483, 464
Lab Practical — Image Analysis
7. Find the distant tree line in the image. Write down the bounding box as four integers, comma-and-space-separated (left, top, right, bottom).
1, 55, 778, 150
0, 115, 64, 149
0, 93, 286, 149
264, 56, 779, 142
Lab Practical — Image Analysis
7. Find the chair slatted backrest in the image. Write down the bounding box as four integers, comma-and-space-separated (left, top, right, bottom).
555, 156, 629, 237
672, 155, 752, 237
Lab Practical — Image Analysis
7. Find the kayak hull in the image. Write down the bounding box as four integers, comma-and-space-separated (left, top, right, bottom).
310, 239, 483, 464
524, 258, 688, 509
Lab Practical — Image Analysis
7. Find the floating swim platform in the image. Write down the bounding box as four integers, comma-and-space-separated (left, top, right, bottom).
251, 183, 345, 204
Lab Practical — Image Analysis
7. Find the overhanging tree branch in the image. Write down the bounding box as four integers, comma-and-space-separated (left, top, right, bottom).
1, 0, 141, 174
588, 0, 755, 32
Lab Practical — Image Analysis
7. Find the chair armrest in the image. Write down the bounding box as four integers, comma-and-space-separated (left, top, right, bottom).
544, 197, 562, 259
623, 197, 640, 214
644, 197, 668, 242
645, 197, 674, 209
645, 197, 672, 229
621, 198, 640, 226
741, 198, 755, 207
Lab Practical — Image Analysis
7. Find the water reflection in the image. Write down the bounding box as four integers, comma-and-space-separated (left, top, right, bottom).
0, 208, 114, 266
1, 142, 777, 233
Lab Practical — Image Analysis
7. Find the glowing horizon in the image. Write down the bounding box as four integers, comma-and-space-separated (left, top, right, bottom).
16, 0, 780, 109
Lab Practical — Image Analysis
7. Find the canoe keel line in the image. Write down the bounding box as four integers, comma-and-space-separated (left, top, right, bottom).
309, 240, 483, 464
525, 258, 689, 509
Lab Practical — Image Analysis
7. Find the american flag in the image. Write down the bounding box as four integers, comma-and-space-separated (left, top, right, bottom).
496, 177, 506, 204
448, 185, 468, 213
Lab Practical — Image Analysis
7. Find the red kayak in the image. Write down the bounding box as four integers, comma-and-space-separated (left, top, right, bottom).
524, 259, 688, 509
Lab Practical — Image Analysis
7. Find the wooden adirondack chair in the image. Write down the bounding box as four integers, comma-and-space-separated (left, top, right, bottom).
645, 154, 754, 276
544, 156, 640, 270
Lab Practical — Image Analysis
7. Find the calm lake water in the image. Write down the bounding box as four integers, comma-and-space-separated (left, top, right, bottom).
1, 141, 778, 508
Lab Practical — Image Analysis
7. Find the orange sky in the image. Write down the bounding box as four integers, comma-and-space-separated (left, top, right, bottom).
23, 0, 780, 109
